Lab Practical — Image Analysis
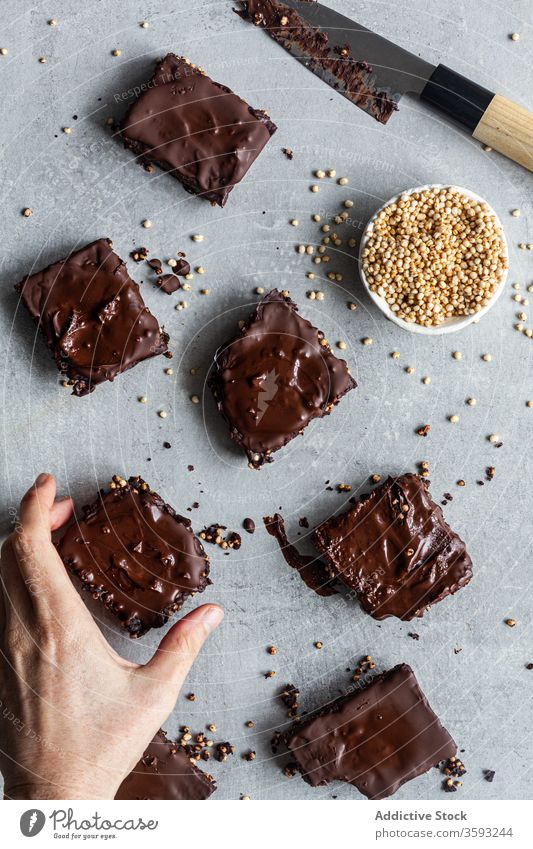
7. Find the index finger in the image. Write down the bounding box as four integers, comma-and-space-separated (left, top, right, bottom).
12, 473, 76, 600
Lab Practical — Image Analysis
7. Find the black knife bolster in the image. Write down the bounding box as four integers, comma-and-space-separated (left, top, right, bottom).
420, 64, 494, 132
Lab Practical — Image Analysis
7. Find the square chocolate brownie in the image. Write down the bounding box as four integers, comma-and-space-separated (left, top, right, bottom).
57, 476, 210, 637
209, 289, 356, 468
115, 730, 216, 800
312, 473, 473, 619
286, 664, 456, 799
120, 54, 277, 206
15, 239, 169, 396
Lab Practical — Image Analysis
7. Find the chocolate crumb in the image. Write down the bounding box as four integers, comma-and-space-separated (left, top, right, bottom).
484, 769, 495, 783
243, 517, 255, 534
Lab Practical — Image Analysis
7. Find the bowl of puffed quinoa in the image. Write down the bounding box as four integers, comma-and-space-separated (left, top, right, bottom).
358, 184, 509, 334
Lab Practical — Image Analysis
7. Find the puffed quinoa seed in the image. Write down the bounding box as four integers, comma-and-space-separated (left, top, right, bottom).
362, 187, 507, 327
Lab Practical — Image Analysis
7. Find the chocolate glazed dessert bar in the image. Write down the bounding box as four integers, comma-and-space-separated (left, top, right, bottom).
209, 289, 356, 468
120, 54, 277, 206
312, 474, 473, 619
57, 476, 210, 637
15, 239, 169, 396
115, 730, 216, 800
286, 664, 456, 799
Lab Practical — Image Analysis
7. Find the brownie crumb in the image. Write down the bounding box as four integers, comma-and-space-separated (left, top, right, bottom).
484, 769, 496, 783
408, 632, 420, 640
131, 246, 149, 262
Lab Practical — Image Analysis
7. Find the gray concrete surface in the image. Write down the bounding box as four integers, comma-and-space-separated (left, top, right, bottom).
0, 0, 532, 800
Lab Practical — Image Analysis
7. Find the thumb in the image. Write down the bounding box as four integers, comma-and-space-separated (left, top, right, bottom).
139, 604, 223, 690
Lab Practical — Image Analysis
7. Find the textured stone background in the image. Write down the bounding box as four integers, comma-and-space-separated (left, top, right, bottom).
0, 0, 532, 800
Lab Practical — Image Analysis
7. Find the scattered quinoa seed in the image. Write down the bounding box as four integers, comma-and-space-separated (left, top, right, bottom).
22, 207, 32, 217
452, 351, 462, 360
112, 49, 121, 57
191, 234, 204, 242
338, 177, 348, 186
337, 340, 347, 350
191, 395, 200, 405
310, 184, 319, 193
362, 337, 373, 346
482, 353, 492, 362
142, 219, 152, 228
138, 396, 148, 404
510, 33, 520, 41
158, 410, 167, 418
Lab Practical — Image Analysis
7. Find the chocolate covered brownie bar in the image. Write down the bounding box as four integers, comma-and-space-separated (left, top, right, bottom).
312, 474, 473, 619
15, 239, 169, 396
286, 664, 456, 799
120, 54, 277, 206
115, 730, 216, 800
209, 289, 356, 468
58, 476, 210, 637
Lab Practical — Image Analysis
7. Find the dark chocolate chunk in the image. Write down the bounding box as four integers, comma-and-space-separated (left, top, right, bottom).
264, 513, 337, 597
147, 258, 163, 273
15, 239, 168, 396
115, 730, 216, 800
57, 476, 210, 637
312, 474, 473, 620
484, 769, 495, 783
174, 258, 191, 277
209, 289, 356, 467
121, 54, 277, 206
157, 274, 181, 294
243, 517, 255, 534
286, 664, 456, 799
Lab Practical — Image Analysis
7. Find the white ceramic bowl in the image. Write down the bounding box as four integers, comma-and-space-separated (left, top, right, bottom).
358, 184, 509, 335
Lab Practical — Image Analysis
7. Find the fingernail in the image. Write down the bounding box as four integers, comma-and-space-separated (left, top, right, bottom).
197, 605, 224, 631
35, 473, 51, 487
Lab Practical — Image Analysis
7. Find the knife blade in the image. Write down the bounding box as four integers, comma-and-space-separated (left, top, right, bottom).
239, 0, 533, 171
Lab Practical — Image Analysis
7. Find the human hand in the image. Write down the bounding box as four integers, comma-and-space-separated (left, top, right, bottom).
0, 473, 223, 800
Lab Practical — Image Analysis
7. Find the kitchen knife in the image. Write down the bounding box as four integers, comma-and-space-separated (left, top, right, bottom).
241, 0, 533, 171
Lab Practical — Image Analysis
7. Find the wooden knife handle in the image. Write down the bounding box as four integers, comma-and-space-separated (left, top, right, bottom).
421, 65, 533, 172
473, 95, 533, 172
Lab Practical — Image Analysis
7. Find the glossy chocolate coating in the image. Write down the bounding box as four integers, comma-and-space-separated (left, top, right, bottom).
209, 289, 356, 467
58, 477, 210, 637
15, 239, 168, 396
121, 54, 277, 206
312, 474, 473, 620
115, 730, 216, 800
287, 664, 456, 799
263, 513, 337, 596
